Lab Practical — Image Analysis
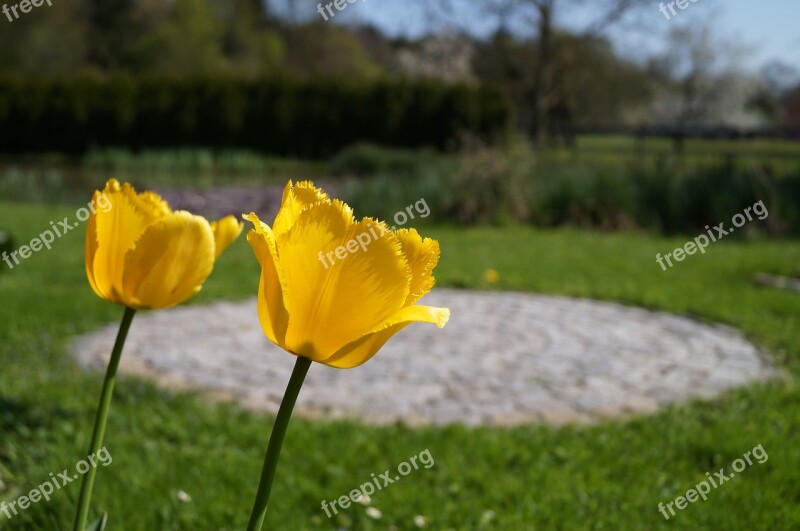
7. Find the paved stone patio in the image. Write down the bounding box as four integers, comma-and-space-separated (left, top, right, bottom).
70, 289, 775, 426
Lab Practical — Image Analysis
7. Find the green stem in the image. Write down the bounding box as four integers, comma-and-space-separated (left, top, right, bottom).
73, 306, 136, 531
246, 355, 312, 531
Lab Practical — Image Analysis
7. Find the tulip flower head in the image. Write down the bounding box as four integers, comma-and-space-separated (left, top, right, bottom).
245, 180, 450, 368
85, 179, 243, 310
76, 178, 242, 531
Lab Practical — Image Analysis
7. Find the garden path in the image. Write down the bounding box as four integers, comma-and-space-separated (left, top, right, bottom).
70, 289, 774, 426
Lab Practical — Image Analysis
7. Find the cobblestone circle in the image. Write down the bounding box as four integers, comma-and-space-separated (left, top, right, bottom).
70, 289, 775, 426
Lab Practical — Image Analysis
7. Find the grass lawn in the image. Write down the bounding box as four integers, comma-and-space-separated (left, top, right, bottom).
543, 136, 800, 177
1, 201, 799, 530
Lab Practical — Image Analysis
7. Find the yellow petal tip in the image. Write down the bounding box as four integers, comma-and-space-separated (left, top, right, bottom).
436, 307, 451, 328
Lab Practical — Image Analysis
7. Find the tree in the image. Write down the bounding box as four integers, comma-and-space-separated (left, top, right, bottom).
135, 0, 227, 75
87, 0, 143, 68
278, 23, 384, 80
647, 23, 762, 142
431, 0, 654, 143
474, 29, 652, 140
0, 0, 89, 74
209, 0, 283, 76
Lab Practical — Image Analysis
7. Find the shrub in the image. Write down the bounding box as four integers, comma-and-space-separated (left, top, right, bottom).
342, 167, 453, 226
442, 141, 531, 225
0, 76, 513, 158
529, 163, 637, 230
329, 143, 439, 178
342, 142, 800, 235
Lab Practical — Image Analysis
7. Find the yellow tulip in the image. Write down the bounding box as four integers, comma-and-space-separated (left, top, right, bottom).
85, 178, 243, 310
244, 180, 450, 368
76, 179, 243, 530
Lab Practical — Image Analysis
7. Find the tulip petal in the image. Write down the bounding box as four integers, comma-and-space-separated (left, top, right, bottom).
121, 211, 215, 309
323, 305, 451, 368
277, 201, 412, 360
395, 228, 440, 305
211, 216, 244, 259
244, 213, 290, 346
89, 179, 171, 303
134, 190, 172, 218
85, 190, 104, 301
272, 180, 330, 236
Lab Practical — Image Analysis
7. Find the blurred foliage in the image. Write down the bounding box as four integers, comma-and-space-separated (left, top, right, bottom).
342, 140, 800, 235
135, 0, 228, 75
279, 23, 384, 81
474, 31, 653, 138
0, 148, 325, 203
329, 143, 446, 178
0, 76, 512, 157
441, 140, 531, 225
3, 137, 797, 237
0, 0, 383, 80
0, 0, 793, 142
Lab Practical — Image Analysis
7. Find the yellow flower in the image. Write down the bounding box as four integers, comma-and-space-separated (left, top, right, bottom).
244, 181, 450, 369
85, 179, 243, 309
483, 268, 499, 284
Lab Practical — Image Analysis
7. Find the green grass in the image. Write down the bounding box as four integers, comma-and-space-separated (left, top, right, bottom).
577, 135, 800, 158
569, 135, 800, 175
1, 202, 800, 530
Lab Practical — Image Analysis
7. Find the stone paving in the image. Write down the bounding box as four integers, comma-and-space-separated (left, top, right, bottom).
69, 289, 775, 427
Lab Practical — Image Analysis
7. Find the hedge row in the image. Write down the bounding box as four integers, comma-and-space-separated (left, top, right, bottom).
0, 76, 512, 157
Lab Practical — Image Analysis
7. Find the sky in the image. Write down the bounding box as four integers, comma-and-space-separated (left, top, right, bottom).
720, 0, 800, 68
323, 0, 800, 73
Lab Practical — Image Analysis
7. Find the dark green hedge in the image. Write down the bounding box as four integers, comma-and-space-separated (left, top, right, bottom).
0, 76, 512, 158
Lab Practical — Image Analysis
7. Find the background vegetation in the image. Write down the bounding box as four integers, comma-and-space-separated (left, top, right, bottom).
0, 77, 511, 157
1, 0, 798, 142
340, 139, 800, 234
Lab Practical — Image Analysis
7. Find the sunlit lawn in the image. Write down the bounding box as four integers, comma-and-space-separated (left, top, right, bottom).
1, 202, 799, 529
